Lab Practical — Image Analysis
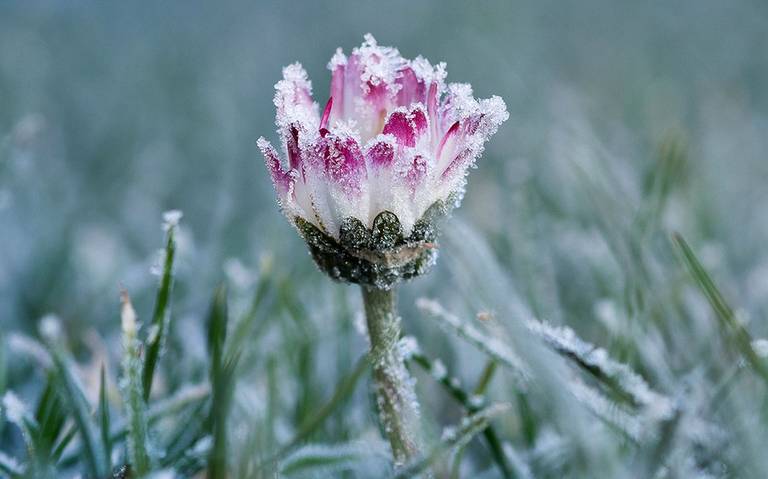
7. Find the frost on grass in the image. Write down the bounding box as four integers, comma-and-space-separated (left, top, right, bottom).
1, 391, 28, 426
119, 290, 152, 475
526, 318, 675, 422
418, 297, 674, 441
162, 209, 183, 231
279, 439, 390, 477
397, 335, 420, 361
396, 403, 512, 478
416, 297, 530, 386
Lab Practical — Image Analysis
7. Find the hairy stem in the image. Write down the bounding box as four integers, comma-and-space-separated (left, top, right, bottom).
361, 286, 422, 467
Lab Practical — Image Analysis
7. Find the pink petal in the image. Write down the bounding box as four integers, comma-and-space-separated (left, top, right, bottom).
366, 136, 396, 168
427, 81, 439, 135
286, 125, 302, 171
274, 63, 314, 118
329, 50, 346, 119
315, 134, 367, 195
436, 121, 460, 161
258, 138, 292, 196
320, 97, 333, 131
403, 154, 428, 191
395, 67, 426, 107
440, 148, 473, 180
382, 105, 428, 147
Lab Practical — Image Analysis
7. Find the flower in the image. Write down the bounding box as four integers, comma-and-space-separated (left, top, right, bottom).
259, 34, 508, 288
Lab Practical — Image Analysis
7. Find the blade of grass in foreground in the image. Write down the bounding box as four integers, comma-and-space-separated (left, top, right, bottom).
207, 285, 237, 479
409, 352, 514, 479
120, 290, 151, 476
279, 354, 369, 456
99, 364, 112, 469
394, 403, 512, 479
142, 217, 178, 401
672, 233, 768, 382
49, 347, 109, 478
34, 372, 67, 460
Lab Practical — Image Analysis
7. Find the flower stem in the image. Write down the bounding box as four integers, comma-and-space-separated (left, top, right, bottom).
361, 285, 422, 467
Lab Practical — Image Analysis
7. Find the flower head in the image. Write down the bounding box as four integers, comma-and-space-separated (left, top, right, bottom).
260, 34, 508, 288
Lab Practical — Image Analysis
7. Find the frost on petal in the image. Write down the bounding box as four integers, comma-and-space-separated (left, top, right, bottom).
366, 134, 397, 168
319, 97, 334, 136
274, 63, 318, 127
438, 93, 508, 183
402, 154, 428, 192
395, 66, 425, 107
396, 57, 447, 109
262, 35, 508, 253
314, 134, 367, 196
382, 105, 428, 147
258, 137, 293, 197
285, 124, 304, 170
328, 48, 347, 121
353, 34, 406, 99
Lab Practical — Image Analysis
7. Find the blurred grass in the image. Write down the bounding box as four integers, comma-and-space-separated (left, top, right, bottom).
1, 0, 768, 477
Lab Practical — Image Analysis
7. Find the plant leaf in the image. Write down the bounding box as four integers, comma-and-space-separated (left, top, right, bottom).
142, 222, 177, 401
672, 233, 768, 382
48, 347, 109, 478
119, 290, 152, 476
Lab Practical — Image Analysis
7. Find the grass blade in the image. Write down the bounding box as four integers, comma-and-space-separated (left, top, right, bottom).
279, 441, 389, 477
416, 298, 529, 385
394, 403, 512, 479
34, 372, 67, 460
120, 290, 152, 476
279, 354, 369, 457
207, 285, 235, 479
410, 352, 515, 479
48, 347, 109, 478
142, 216, 178, 401
99, 363, 112, 469
672, 233, 768, 382
58, 383, 210, 467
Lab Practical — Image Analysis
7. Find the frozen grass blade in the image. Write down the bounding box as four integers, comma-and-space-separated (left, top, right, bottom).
526, 318, 674, 419
394, 403, 512, 479
279, 441, 389, 477
47, 345, 109, 478
34, 372, 67, 460
119, 290, 151, 476
418, 298, 658, 442
278, 354, 369, 457
416, 298, 529, 386
1, 391, 40, 465
225, 268, 275, 362
672, 233, 768, 382
58, 382, 210, 467
142, 217, 178, 401
50, 426, 76, 462
207, 285, 238, 479
98, 363, 112, 470
410, 352, 515, 479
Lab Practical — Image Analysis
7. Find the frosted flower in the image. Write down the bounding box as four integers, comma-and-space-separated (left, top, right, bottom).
260, 34, 508, 287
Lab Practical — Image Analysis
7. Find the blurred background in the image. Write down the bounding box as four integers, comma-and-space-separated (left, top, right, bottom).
2, 0, 768, 477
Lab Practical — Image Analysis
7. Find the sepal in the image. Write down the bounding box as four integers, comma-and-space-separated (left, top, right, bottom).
294, 202, 451, 289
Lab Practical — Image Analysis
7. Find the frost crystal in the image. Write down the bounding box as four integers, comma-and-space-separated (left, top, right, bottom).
162, 209, 183, 231
752, 338, 768, 358
1, 391, 27, 425
526, 318, 675, 421
397, 335, 421, 360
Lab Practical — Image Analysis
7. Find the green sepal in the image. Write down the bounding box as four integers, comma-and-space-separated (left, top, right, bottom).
294, 202, 451, 289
